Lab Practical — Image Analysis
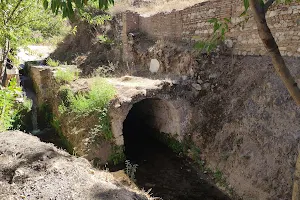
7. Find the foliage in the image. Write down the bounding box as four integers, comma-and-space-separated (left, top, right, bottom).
109, 145, 125, 165
90, 107, 114, 141
194, 18, 230, 54
55, 67, 79, 84
66, 78, 116, 114
0, 0, 68, 49
58, 79, 116, 143
46, 58, 60, 67
0, 0, 69, 80
213, 170, 227, 187
125, 160, 138, 182
43, 0, 114, 18
97, 35, 114, 44
79, 6, 111, 26
0, 77, 32, 131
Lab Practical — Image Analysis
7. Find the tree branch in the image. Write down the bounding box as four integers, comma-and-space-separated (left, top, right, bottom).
5, 0, 24, 24
264, 0, 275, 13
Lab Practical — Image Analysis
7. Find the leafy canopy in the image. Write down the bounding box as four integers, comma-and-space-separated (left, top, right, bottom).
0, 0, 68, 53
42, 0, 114, 18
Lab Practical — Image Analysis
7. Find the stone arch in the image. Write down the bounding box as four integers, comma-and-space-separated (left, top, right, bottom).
109, 97, 184, 146
125, 98, 180, 135
121, 98, 181, 160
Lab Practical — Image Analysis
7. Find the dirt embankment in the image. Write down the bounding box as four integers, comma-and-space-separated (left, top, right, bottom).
50, 14, 123, 76
0, 131, 149, 200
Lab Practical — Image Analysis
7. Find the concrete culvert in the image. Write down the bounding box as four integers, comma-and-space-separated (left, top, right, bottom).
122, 98, 231, 200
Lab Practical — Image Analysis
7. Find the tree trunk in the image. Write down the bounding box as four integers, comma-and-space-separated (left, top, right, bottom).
0, 39, 9, 87
249, 0, 300, 105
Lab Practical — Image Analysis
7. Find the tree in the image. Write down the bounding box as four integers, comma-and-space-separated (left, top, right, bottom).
0, 0, 67, 85
245, 0, 300, 105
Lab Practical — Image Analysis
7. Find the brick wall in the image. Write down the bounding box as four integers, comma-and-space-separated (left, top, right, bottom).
123, 0, 300, 57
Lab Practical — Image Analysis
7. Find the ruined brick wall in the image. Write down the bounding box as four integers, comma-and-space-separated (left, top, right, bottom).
230, 1, 300, 56
124, 0, 300, 57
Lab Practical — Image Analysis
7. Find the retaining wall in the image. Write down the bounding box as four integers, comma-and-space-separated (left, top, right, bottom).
123, 0, 300, 57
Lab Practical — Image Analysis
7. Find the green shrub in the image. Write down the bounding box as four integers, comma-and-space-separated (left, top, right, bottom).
59, 78, 116, 143
109, 145, 126, 165
46, 58, 60, 67
55, 67, 79, 84
0, 78, 32, 131
98, 35, 114, 44
69, 78, 116, 114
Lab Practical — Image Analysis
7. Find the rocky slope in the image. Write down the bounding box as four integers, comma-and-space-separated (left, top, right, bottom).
0, 131, 149, 200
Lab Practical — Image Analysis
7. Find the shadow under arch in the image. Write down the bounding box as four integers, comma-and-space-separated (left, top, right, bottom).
122, 98, 231, 200
122, 98, 181, 161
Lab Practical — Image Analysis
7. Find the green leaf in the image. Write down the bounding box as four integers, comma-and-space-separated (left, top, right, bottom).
75, 0, 82, 7
243, 0, 249, 12
224, 18, 231, 23
208, 18, 218, 24
43, 0, 49, 9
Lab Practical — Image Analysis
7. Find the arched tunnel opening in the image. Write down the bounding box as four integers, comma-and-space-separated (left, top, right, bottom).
122, 98, 231, 200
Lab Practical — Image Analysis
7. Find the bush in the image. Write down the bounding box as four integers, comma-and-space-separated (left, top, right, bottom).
59, 78, 116, 143
46, 58, 60, 67
68, 78, 116, 114
0, 78, 32, 131
55, 67, 79, 84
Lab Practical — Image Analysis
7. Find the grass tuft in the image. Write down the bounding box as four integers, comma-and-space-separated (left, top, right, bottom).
55, 67, 79, 84
68, 78, 116, 114
46, 58, 60, 67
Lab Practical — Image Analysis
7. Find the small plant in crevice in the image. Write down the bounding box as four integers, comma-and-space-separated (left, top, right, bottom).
109, 145, 126, 165
89, 107, 113, 141
125, 160, 138, 182
214, 170, 226, 186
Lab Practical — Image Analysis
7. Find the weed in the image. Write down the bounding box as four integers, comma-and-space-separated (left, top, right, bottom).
55, 67, 79, 84
125, 160, 138, 182
190, 145, 201, 159
109, 145, 126, 165
46, 58, 60, 67
90, 107, 113, 141
213, 169, 227, 187
67, 78, 115, 114
58, 79, 116, 144
98, 35, 114, 44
